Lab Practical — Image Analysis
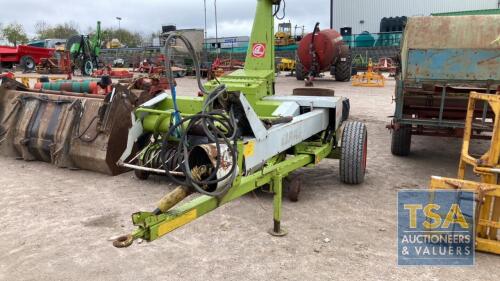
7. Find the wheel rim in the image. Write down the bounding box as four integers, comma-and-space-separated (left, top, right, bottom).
84, 61, 93, 75
288, 177, 301, 202
26, 60, 34, 69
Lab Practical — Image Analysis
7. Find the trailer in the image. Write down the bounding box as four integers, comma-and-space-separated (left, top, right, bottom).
388, 15, 500, 156
111, 0, 367, 248
0, 45, 55, 71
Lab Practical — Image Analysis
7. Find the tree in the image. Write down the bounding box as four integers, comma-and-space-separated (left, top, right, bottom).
2, 23, 28, 46
35, 21, 79, 40
99, 28, 143, 48
34, 21, 49, 37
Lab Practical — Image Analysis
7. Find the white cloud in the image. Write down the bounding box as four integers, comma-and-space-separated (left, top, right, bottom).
0, 0, 330, 39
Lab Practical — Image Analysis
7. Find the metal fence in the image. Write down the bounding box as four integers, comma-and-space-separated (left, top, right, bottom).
203, 31, 403, 54
99, 31, 403, 66
343, 32, 403, 48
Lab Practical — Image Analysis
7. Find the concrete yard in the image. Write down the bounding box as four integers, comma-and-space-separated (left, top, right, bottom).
0, 75, 498, 281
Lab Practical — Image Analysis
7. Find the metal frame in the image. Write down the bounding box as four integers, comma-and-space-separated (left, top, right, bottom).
127, 141, 332, 243
392, 15, 500, 138
430, 92, 500, 255
392, 79, 499, 137
113, 0, 356, 247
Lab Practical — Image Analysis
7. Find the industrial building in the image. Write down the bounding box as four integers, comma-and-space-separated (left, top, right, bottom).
331, 0, 500, 33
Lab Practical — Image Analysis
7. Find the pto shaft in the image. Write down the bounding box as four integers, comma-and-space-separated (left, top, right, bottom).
154, 186, 192, 214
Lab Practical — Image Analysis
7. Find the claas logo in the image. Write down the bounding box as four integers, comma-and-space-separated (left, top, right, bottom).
404, 204, 469, 229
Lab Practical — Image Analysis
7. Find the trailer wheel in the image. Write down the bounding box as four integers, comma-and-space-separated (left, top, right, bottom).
334, 60, 352, 82
134, 169, 150, 180
342, 99, 350, 122
340, 121, 367, 184
20, 56, 35, 72
286, 176, 302, 202
391, 124, 411, 156
295, 62, 305, 81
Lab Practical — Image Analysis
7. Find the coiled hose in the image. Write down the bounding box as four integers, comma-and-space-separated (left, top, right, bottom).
160, 33, 238, 197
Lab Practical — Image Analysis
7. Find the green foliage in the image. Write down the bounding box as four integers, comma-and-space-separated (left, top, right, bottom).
100, 28, 143, 48
35, 21, 79, 40
2, 23, 28, 46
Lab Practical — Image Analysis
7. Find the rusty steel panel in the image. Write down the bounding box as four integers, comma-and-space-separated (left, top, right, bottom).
0, 81, 142, 175
401, 15, 500, 80
403, 15, 500, 50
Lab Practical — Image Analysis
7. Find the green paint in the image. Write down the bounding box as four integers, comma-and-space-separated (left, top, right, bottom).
130, 151, 313, 242
122, 0, 342, 244
432, 8, 500, 16
272, 173, 283, 223
204, 0, 276, 107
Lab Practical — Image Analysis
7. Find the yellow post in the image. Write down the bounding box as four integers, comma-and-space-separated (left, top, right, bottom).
21, 77, 30, 88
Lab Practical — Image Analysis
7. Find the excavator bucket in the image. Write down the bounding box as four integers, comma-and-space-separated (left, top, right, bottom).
0, 77, 143, 175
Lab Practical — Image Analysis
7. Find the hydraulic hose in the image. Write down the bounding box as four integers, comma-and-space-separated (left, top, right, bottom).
160, 33, 238, 197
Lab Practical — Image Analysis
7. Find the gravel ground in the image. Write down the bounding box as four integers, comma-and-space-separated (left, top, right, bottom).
0, 74, 498, 281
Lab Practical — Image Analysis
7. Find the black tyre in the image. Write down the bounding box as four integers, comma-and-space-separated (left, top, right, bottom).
391, 124, 412, 156
286, 176, 301, 202
330, 65, 336, 76
20, 56, 36, 71
342, 99, 350, 122
296, 62, 305, 81
340, 121, 368, 184
334, 59, 352, 82
134, 169, 150, 180
1, 62, 14, 69
66, 35, 81, 52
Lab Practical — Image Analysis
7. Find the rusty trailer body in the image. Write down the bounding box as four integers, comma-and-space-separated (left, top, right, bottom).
389, 15, 500, 156
0, 78, 142, 175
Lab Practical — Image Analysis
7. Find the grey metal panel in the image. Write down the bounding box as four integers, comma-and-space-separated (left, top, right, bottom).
243, 109, 329, 173
141, 92, 168, 107
239, 94, 268, 141
264, 95, 343, 129
264, 95, 341, 108
272, 101, 300, 117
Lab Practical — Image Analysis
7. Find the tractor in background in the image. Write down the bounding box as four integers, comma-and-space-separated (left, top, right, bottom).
66, 21, 102, 76
275, 21, 304, 46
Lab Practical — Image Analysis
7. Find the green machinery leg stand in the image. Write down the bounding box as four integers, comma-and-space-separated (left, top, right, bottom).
269, 172, 287, 236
